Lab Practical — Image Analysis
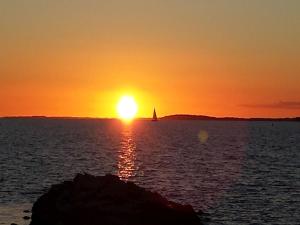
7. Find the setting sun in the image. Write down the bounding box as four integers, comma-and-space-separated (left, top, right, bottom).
117, 96, 138, 121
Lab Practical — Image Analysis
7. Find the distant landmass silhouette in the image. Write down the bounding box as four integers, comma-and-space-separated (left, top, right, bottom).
0, 115, 299, 121
161, 114, 300, 122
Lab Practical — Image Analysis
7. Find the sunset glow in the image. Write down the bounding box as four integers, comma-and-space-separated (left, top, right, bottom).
0, 1, 299, 118
1, 2, 299, 224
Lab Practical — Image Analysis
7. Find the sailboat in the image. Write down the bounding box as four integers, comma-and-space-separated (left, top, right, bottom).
152, 108, 158, 121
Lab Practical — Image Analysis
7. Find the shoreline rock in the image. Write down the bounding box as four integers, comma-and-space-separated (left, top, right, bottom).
29, 173, 203, 225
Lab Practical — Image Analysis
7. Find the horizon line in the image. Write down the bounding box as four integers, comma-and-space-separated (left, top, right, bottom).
0, 114, 299, 120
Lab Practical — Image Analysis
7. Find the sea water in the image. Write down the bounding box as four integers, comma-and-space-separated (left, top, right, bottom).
0, 118, 299, 224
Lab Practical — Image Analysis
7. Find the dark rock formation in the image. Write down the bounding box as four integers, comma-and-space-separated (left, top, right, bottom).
23, 216, 30, 220
30, 174, 202, 225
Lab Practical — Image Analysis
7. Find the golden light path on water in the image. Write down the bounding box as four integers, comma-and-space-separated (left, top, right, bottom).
117, 125, 137, 180
115, 121, 247, 211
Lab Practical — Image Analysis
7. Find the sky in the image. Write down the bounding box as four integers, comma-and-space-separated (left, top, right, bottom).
1, 0, 300, 118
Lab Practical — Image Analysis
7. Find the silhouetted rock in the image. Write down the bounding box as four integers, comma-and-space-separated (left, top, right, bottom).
30, 173, 202, 225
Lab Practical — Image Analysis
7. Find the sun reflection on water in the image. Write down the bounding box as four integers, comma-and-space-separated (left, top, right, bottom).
117, 126, 137, 180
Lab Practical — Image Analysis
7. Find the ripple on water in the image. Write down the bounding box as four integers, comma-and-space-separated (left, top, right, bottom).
0, 119, 299, 224
0, 203, 32, 225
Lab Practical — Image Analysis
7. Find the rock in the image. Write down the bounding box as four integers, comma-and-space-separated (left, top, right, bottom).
11, 223, 18, 225
23, 216, 30, 220
30, 173, 202, 225
24, 210, 31, 213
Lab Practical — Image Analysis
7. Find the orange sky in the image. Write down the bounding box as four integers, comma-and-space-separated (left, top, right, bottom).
1, 1, 300, 118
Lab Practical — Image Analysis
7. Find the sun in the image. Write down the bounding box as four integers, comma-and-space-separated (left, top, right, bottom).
117, 96, 138, 121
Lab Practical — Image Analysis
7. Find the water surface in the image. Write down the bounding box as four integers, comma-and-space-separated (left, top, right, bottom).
0, 119, 299, 224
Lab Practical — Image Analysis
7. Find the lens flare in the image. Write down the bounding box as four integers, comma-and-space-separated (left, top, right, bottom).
198, 130, 209, 143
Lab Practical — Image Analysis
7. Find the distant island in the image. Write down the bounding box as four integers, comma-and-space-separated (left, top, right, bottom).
0, 115, 299, 122
161, 114, 300, 122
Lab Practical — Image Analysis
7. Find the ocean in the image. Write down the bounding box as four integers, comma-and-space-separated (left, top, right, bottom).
0, 118, 299, 224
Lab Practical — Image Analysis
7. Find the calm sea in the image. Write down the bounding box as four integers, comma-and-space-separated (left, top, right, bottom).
0, 118, 299, 225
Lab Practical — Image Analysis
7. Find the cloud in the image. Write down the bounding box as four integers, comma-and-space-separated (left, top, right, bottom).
240, 101, 300, 109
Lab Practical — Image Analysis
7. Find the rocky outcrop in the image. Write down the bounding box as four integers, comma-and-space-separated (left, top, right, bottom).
30, 173, 202, 225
